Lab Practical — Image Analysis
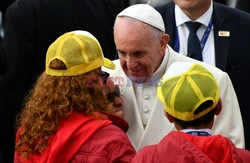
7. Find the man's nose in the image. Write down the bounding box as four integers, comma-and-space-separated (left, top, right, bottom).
126, 56, 138, 70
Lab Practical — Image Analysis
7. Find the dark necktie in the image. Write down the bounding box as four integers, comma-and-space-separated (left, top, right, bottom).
185, 21, 202, 61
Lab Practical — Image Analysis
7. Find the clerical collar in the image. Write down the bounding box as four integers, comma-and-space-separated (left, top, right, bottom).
152, 49, 168, 79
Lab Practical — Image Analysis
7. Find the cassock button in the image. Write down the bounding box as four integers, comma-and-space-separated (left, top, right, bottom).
144, 95, 150, 100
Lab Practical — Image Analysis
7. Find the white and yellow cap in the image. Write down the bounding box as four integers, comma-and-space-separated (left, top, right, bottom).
46, 30, 115, 76
157, 62, 220, 121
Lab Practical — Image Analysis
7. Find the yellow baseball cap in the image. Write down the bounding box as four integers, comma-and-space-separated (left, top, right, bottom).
157, 62, 220, 121
46, 30, 115, 76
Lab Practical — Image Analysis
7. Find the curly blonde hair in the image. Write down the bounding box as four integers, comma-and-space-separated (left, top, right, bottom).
15, 59, 111, 159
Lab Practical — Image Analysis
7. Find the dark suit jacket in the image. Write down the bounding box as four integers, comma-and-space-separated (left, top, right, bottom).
0, 39, 6, 75
156, 2, 250, 150
236, 0, 250, 13
0, 0, 129, 162
0, 0, 15, 19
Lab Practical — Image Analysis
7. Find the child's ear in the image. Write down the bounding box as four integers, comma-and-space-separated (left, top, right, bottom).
165, 111, 174, 123
215, 98, 222, 116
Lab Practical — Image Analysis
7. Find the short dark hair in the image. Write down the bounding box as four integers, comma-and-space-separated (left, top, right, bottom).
174, 100, 216, 129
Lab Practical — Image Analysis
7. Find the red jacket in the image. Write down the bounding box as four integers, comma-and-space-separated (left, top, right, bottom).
132, 131, 250, 163
14, 111, 135, 163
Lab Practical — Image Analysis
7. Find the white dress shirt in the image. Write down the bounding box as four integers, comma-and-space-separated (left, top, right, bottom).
175, 1, 216, 66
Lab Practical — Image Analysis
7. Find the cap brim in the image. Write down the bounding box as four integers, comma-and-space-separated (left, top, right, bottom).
103, 58, 116, 70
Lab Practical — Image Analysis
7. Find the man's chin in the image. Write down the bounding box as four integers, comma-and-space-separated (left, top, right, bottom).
129, 75, 147, 84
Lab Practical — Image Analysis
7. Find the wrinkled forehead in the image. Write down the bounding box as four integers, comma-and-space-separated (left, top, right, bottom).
115, 16, 155, 31
114, 17, 160, 41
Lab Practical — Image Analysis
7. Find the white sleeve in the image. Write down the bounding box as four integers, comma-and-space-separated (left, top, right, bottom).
212, 71, 245, 148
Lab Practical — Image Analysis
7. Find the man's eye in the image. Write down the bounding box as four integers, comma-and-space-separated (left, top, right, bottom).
118, 51, 126, 56
134, 52, 145, 58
